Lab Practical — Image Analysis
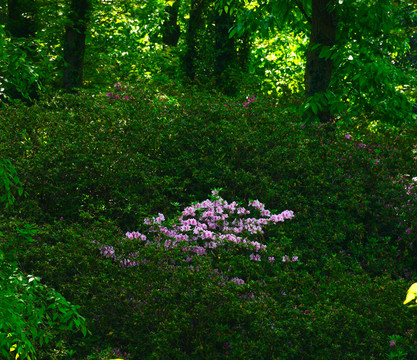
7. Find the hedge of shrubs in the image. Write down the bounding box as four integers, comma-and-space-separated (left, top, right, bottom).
1, 83, 417, 358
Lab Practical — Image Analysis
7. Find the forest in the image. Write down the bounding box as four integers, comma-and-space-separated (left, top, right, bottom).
2, 0, 417, 359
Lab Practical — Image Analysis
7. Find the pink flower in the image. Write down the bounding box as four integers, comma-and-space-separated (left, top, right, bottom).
193, 246, 206, 255
261, 209, 271, 217
281, 210, 295, 219
345, 134, 352, 140
269, 214, 284, 223
231, 277, 245, 285
268, 256, 275, 262
154, 213, 165, 224
207, 241, 217, 249
201, 230, 215, 239
100, 245, 115, 258
249, 253, 261, 261
292, 256, 299, 262
249, 199, 265, 210
180, 224, 191, 232
282, 255, 290, 262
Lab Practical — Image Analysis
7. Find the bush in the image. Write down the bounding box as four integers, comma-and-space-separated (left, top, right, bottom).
0, 245, 87, 359
2, 82, 417, 358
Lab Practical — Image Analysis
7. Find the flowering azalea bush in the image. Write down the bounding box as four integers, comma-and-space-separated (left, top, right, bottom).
105, 82, 131, 101
84, 346, 130, 360
96, 190, 297, 284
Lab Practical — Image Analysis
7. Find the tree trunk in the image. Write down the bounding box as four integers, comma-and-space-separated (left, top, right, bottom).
62, 0, 91, 92
214, 10, 237, 94
305, 0, 337, 123
162, 0, 181, 46
183, 0, 206, 80
237, 31, 251, 73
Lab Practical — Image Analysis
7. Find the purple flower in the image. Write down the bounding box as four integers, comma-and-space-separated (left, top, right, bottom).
345, 134, 352, 140
231, 277, 245, 285
96, 191, 295, 277
100, 245, 115, 258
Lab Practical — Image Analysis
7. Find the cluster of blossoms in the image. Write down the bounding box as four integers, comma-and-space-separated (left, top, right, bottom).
106, 82, 131, 101
231, 277, 245, 285
405, 176, 417, 196
282, 255, 299, 262
243, 96, 256, 108
96, 190, 296, 284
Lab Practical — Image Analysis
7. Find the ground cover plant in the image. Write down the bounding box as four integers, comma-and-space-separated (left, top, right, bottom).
1, 79, 417, 358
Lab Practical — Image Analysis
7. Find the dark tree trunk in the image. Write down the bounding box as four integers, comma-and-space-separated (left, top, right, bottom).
237, 31, 251, 73
62, 0, 91, 92
214, 11, 237, 95
183, 0, 206, 80
7, 0, 36, 38
162, 0, 181, 46
305, 0, 337, 123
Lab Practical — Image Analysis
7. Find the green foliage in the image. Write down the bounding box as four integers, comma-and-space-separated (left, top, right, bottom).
0, 159, 24, 208
250, 31, 307, 95
6, 217, 417, 359
2, 0, 417, 358
2, 87, 416, 269
222, 0, 416, 125
2, 83, 417, 357
0, 263, 88, 359
0, 221, 88, 360
0, 26, 41, 102
329, 0, 414, 125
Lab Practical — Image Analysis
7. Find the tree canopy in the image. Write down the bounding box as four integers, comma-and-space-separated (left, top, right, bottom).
0, 0, 416, 123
